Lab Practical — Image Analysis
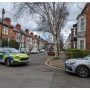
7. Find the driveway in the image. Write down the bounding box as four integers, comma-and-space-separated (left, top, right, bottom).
0, 53, 90, 88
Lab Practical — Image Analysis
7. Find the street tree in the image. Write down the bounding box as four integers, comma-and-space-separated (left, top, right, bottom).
14, 2, 69, 56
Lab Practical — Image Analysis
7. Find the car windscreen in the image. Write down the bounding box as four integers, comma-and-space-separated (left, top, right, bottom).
83, 57, 90, 60
4, 48, 20, 53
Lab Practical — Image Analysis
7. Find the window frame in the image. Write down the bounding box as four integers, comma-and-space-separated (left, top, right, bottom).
80, 40, 84, 49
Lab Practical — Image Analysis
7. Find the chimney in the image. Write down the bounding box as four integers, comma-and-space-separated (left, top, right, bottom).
25, 29, 29, 33
16, 23, 21, 30
38, 36, 40, 38
30, 32, 33, 36
34, 35, 37, 39
4, 17, 11, 25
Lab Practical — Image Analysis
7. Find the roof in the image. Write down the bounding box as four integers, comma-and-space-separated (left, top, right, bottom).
0, 18, 13, 28
73, 23, 77, 27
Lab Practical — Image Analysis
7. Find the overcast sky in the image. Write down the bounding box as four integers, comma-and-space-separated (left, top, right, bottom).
0, 2, 86, 42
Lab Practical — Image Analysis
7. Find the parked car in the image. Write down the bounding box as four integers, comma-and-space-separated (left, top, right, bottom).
65, 56, 90, 78
0, 47, 29, 66
30, 48, 39, 54
39, 49, 45, 53
19, 48, 27, 53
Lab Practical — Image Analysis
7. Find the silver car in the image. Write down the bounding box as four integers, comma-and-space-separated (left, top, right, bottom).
65, 56, 90, 78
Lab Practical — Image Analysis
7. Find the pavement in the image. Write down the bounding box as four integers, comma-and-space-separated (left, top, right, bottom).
0, 53, 90, 88
45, 51, 66, 69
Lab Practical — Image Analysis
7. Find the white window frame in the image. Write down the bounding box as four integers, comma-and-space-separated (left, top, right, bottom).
5, 27, 8, 35
77, 15, 86, 32
77, 38, 86, 50
2, 26, 8, 35
81, 18, 85, 31
80, 40, 84, 49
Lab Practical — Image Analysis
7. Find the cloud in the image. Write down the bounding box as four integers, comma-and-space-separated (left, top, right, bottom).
61, 2, 86, 43
0, 2, 87, 41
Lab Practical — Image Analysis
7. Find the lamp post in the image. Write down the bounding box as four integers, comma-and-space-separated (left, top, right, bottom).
0, 8, 5, 46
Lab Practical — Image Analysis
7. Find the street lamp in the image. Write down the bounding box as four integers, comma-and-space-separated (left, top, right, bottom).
0, 8, 5, 46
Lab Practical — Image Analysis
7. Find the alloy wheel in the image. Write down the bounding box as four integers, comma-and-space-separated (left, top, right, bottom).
6, 59, 11, 67
76, 66, 89, 78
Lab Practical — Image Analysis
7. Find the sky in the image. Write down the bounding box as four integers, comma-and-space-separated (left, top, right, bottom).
61, 2, 86, 43
0, 2, 86, 42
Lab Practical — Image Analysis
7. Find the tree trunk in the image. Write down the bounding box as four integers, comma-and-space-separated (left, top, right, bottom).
53, 34, 59, 57
57, 31, 60, 53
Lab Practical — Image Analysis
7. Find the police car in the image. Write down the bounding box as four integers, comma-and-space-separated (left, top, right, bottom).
0, 47, 29, 66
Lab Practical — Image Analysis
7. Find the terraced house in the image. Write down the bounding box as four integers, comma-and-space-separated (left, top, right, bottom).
14, 23, 26, 50
0, 17, 16, 46
24, 29, 33, 51
76, 3, 90, 50
66, 3, 90, 50
0, 16, 48, 51
71, 24, 77, 49
64, 34, 71, 49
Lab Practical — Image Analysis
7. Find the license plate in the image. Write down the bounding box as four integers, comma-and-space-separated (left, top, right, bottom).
23, 60, 28, 63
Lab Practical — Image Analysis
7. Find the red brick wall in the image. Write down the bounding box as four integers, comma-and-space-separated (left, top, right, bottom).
0, 18, 16, 40
16, 24, 21, 30
85, 4, 90, 50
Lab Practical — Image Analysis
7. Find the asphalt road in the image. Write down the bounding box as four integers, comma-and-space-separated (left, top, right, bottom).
0, 53, 90, 88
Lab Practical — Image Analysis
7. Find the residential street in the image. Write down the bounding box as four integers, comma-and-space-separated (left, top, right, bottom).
0, 53, 90, 88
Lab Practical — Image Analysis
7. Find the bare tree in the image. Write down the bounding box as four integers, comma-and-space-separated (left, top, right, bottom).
14, 2, 69, 56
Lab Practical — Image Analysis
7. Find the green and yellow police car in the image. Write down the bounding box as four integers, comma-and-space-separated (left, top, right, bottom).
0, 47, 29, 66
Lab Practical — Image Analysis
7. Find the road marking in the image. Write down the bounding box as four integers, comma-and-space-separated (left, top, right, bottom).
45, 59, 65, 70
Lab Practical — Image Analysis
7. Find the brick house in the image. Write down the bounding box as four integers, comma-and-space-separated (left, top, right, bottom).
64, 34, 71, 49
29, 32, 33, 50
24, 29, 33, 51
0, 17, 16, 40
77, 3, 90, 50
0, 17, 48, 51
14, 24, 33, 51
32, 34, 38, 51
71, 24, 77, 49
38, 36, 48, 50
14, 23, 26, 50
0, 17, 16, 46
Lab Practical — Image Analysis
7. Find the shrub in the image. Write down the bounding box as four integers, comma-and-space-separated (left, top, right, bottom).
2, 39, 8, 46
2, 39, 20, 49
9, 40, 20, 49
66, 49, 90, 59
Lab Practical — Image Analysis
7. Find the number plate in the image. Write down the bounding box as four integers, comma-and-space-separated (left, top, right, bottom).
23, 60, 29, 63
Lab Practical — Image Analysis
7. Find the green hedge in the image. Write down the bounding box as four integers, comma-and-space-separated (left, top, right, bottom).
2, 39, 20, 49
66, 49, 90, 59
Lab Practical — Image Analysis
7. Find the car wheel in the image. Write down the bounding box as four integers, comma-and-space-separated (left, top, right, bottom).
6, 59, 11, 67
24, 62, 29, 65
76, 66, 89, 78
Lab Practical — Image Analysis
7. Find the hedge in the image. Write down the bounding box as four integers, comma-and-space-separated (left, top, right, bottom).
2, 39, 20, 49
65, 49, 90, 59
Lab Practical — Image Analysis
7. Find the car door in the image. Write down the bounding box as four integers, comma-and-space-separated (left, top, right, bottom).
0, 53, 4, 60
0, 48, 5, 62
